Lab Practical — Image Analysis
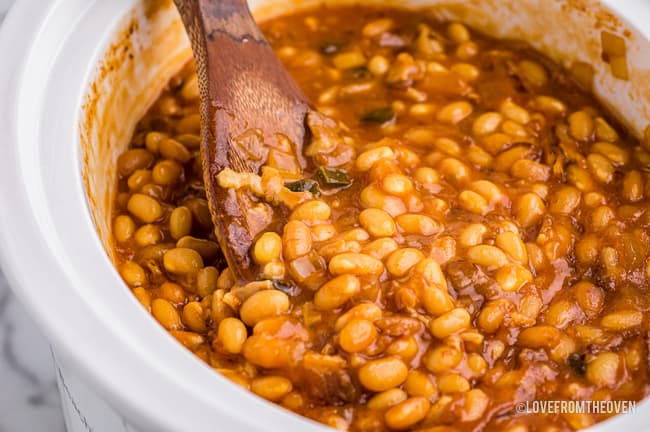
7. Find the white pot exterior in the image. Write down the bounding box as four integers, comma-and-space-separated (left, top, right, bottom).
0, 1, 650, 431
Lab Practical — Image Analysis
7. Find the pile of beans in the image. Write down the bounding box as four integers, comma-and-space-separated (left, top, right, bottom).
112, 6, 650, 432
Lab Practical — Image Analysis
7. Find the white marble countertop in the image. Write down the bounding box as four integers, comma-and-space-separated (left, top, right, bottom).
0, 3, 66, 431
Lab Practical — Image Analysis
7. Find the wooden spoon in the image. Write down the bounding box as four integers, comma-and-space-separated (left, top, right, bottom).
174, 0, 311, 282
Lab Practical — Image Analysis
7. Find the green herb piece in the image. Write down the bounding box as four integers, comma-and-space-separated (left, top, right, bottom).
285, 178, 321, 196
361, 106, 395, 124
316, 167, 352, 188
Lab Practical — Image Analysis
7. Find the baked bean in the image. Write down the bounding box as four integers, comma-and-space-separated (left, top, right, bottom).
329, 253, 384, 276
368, 389, 407, 410
493, 145, 530, 171
196, 266, 219, 297
586, 352, 620, 387
438, 158, 472, 186
182, 301, 207, 333
217, 317, 247, 354
549, 186, 581, 214
437, 374, 470, 393
623, 170, 644, 202
254, 232, 282, 264
127, 193, 163, 223
425, 345, 462, 373
500, 100, 530, 124
572, 281, 604, 318
118, 149, 154, 177
594, 117, 619, 142
472, 112, 503, 136
384, 397, 430, 430
127, 169, 152, 191
335, 303, 382, 331
358, 357, 409, 392
515, 193, 546, 228
567, 164, 595, 192
448, 22, 470, 42
145, 131, 167, 153
169, 206, 192, 240
135, 224, 161, 247
357, 146, 395, 172
518, 60, 547, 87
511, 159, 550, 182
251, 376, 293, 401
386, 248, 425, 277
283, 220, 312, 260
587, 153, 614, 183
458, 190, 489, 215
430, 308, 471, 338
456, 41, 478, 60
314, 274, 361, 310
395, 214, 440, 236
495, 264, 532, 292
381, 173, 415, 196
460, 389, 490, 422
568, 110, 594, 141
601, 310, 643, 330
495, 232, 528, 264
120, 261, 147, 287
533, 95, 567, 114
470, 180, 504, 204
478, 300, 510, 333
436, 101, 473, 124
159, 138, 192, 163
386, 336, 419, 361
368, 55, 390, 76
459, 223, 487, 247
362, 18, 394, 37
114, 215, 135, 243
404, 370, 436, 399
176, 236, 220, 261
359, 208, 396, 237
152, 298, 181, 330
433, 138, 461, 156
467, 245, 508, 268
339, 319, 377, 353
163, 248, 204, 274
517, 326, 561, 349
360, 184, 407, 217
180, 73, 199, 101
152, 159, 183, 185
290, 200, 331, 223
240, 290, 290, 326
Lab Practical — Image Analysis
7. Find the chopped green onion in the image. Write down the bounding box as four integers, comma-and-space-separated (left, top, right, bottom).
316, 167, 352, 188
361, 106, 395, 124
285, 178, 321, 196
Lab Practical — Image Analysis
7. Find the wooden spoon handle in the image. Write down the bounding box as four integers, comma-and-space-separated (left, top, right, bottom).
174, 0, 310, 282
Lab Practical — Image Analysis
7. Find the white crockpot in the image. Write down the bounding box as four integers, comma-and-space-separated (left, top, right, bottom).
1, 0, 650, 431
